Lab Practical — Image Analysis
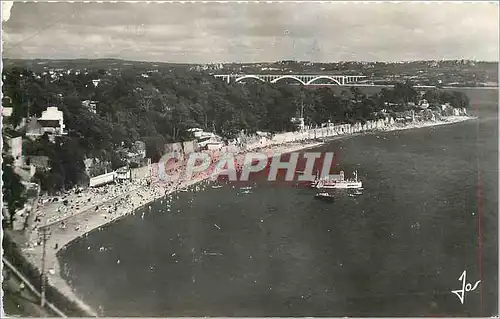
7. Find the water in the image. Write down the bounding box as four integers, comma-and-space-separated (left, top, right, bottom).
58, 88, 498, 316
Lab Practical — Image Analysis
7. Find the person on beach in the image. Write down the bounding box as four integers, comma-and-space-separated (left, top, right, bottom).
18, 282, 25, 294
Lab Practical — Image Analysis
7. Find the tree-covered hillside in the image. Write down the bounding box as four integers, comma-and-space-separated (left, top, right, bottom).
2, 65, 470, 193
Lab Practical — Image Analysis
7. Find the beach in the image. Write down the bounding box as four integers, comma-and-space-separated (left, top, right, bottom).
20, 139, 324, 316
19, 114, 474, 317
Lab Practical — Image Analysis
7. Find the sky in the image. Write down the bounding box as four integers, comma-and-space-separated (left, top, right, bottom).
2, 1, 499, 63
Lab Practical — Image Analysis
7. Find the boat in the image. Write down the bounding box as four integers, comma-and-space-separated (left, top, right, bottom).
315, 192, 335, 201
312, 170, 362, 189
211, 185, 223, 189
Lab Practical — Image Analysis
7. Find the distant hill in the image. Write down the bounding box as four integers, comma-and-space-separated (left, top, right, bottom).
3, 58, 498, 86
2, 58, 191, 72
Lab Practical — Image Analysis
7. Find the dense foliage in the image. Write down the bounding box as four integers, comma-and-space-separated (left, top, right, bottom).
2, 66, 470, 194
2, 136, 27, 228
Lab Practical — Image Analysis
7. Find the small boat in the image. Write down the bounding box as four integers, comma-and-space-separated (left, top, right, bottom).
315, 192, 335, 201
312, 170, 362, 189
211, 185, 223, 189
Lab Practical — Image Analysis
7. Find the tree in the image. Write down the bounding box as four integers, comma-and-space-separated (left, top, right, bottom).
2, 154, 27, 228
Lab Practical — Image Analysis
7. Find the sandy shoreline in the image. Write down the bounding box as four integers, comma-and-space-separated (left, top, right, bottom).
20, 140, 323, 316
19, 115, 474, 317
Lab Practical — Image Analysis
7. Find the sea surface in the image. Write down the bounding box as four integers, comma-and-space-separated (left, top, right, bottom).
58, 88, 498, 317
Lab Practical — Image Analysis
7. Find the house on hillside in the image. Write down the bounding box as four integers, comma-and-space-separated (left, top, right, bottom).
131, 141, 146, 158
81, 100, 97, 114
197, 135, 224, 151
2, 96, 13, 117
3, 134, 23, 167
115, 166, 131, 181
25, 118, 44, 137
84, 158, 111, 178
290, 117, 305, 131
2, 96, 28, 129
187, 128, 215, 139
187, 128, 224, 151
26, 106, 67, 140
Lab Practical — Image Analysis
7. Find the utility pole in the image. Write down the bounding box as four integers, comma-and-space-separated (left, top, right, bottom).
39, 225, 49, 307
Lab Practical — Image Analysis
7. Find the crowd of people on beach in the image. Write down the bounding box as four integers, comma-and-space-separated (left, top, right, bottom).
27, 177, 163, 246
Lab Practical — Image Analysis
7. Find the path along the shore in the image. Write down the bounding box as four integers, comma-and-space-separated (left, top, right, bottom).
20, 115, 473, 316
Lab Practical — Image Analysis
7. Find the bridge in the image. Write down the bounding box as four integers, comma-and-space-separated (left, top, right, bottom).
214, 74, 367, 86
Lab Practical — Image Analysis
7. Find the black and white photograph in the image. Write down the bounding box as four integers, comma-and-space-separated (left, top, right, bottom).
1, 1, 498, 317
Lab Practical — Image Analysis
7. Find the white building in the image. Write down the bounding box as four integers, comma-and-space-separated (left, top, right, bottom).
441, 103, 452, 111
188, 128, 215, 140
39, 106, 65, 134
198, 135, 224, 150
26, 106, 67, 138
419, 99, 429, 109
115, 167, 131, 181
8, 136, 23, 167
291, 117, 305, 131
82, 100, 97, 114
2, 107, 13, 117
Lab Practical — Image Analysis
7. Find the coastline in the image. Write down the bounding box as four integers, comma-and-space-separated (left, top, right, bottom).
18, 114, 474, 317
20, 140, 324, 317
347, 84, 499, 90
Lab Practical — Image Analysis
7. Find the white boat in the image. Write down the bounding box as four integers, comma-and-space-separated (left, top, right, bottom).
211, 185, 223, 189
312, 170, 362, 189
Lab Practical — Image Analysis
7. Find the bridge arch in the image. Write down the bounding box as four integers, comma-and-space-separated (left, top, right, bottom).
270, 76, 307, 85
234, 75, 266, 83
306, 76, 342, 86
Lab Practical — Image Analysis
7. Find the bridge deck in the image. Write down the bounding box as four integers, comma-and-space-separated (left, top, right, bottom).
214, 74, 366, 85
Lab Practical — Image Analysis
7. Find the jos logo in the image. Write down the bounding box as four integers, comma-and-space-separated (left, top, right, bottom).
451, 270, 481, 304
